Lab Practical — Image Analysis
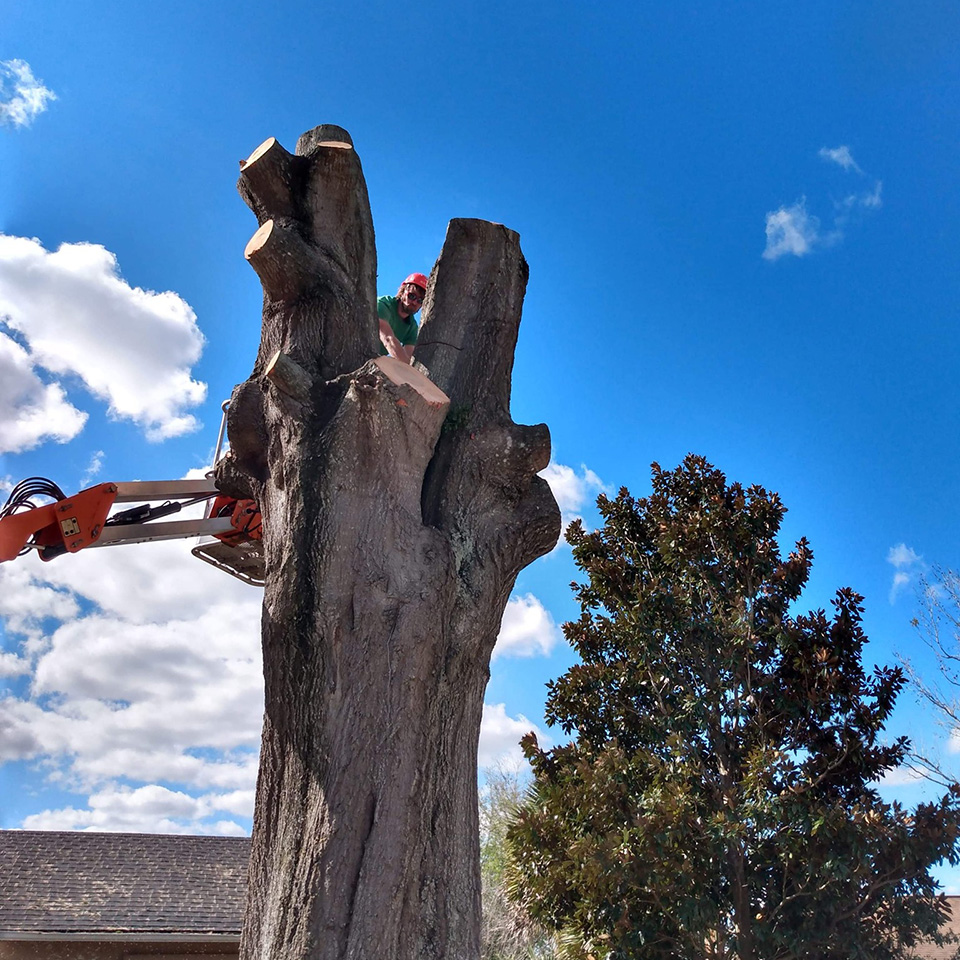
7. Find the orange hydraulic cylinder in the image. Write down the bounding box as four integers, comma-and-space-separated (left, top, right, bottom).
0, 483, 119, 563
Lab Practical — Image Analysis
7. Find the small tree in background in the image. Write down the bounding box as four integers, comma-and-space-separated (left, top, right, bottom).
901, 568, 960, 787
480, 766, 557, 960
506, 455, 960, 960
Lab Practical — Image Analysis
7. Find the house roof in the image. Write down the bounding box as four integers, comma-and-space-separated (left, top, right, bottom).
909, 897, 960, 959
0, 830, 249, 940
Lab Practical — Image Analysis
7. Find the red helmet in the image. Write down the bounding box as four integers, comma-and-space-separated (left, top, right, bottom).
403, 272, 428, 290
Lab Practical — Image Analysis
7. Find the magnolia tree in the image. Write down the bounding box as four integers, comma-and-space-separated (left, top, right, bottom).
507, 456, 960, 960
220, 124, 560, 960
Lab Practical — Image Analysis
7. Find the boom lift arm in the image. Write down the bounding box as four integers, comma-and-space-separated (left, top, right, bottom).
0, 477, 264, 586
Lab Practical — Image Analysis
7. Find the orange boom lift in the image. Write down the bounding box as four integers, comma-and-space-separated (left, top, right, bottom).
0, 404, 264, 586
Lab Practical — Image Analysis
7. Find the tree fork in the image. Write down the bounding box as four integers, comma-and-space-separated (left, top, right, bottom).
226, 124, 560, 960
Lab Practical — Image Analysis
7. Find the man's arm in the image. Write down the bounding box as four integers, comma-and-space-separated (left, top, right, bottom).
379, 319, 413, 364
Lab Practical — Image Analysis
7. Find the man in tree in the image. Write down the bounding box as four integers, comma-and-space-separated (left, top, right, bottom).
378, 271, 427, 363
506, 455, 960, 960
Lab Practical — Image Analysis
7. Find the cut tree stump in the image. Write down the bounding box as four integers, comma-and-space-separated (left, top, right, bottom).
222, 122, 560, 960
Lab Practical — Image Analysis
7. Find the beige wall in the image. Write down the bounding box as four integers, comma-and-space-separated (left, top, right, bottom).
0, 941, 238, 960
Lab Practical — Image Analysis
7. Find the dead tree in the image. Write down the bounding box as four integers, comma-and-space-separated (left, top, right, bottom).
220, 123, 560, 960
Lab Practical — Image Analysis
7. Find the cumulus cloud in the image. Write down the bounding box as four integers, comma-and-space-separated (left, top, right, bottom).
0, 511, 264, 833
0, 652, 31, 678
494, 593, 562, 660
819, 145, 863, 174
0, 561, 81, 640
0, 234, 207, 441
479, 703, 545, 771
21, 784, 249, 835
887, 542, 924, 603
0, 331, 87, 453
12, 526, 252, 625
762, 199, 821, 261
539, 461, 607, 539
0, 494, 556, 831
0, 60, 56, 129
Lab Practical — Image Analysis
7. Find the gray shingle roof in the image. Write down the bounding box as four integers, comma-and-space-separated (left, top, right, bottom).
0, 831, 249, 937
908, 897, 960, 959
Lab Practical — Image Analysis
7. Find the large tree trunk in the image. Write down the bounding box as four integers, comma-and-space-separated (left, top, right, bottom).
221, 124, 560, 960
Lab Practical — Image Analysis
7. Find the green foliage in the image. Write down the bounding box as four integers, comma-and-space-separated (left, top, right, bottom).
506, 455, 960, 960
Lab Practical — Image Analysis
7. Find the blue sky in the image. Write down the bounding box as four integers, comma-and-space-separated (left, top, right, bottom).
2, 0, 960, 884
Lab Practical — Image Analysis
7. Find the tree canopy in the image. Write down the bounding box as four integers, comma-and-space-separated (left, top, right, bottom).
507, 455, 960, 960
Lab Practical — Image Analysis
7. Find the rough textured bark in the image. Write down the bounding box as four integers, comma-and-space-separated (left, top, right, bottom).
223, 124, 560, 960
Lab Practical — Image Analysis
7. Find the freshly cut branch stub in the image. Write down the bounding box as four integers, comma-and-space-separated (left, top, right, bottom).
244, 220, 322, 302
239, 137, 300, 222
241, 137, 280, 169
265, 351, 313, 404
373, 356, 450, 410
244, 221, 274, 258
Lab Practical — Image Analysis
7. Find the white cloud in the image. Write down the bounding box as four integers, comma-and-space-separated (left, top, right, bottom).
876, 765, 924, 787
762, 199, 821, 260
0, 234, 207, 441
0, 561, 80, 639
861, 180, 883, 209
0, 60, 56, 129
765, 148, 882, 261
21, 783, 248, 835
887, 542, 924, 603
479, 702, 545, 771
494, 593, 562, 660
80, 450, 105, 486
203, 788, 256, 817
890, 571, 911, 601
835, 182, 883, 222
0, 652, 30, 677
819, 145, 863, 174
539, 461, 607, 538
0, 476, 554, 831
888, 543, 921, 569
0, 512, 264, 830
0, 331, 87, 453
14, 529, 253, 625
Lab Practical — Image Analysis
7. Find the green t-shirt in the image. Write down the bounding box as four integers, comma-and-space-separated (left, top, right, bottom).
377, 295, 419, 355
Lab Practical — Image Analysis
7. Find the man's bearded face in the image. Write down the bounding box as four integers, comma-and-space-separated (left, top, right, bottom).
398, 283, 425, 315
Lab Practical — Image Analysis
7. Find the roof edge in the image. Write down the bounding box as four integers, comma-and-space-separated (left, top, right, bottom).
0, 931, 240, 943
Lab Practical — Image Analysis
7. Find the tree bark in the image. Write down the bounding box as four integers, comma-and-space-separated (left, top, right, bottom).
224, 124, 560, 960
